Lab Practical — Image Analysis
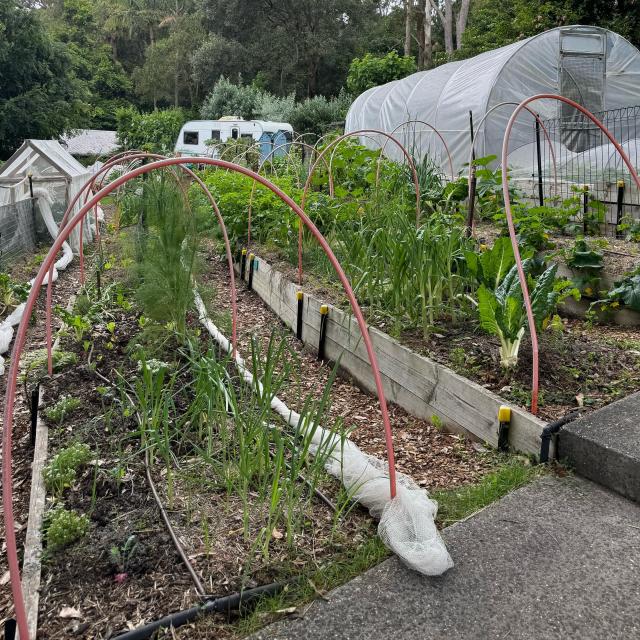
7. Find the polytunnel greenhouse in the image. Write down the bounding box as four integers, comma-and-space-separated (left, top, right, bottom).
345, 26, 640, 178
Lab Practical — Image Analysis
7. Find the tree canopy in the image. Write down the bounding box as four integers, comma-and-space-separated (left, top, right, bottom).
2, 0, 640, 158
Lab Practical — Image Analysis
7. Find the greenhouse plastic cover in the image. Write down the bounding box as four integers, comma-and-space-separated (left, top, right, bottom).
346, 26, 640, 175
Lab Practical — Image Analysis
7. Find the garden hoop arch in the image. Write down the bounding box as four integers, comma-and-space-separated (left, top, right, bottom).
246, 141, 334, 247
3, 157, 400, 640
48, 151, 239, 372
298, 129, 421, 285
501, 94, 640, 416
468, 102, 558, 198
378, 120, 455, 183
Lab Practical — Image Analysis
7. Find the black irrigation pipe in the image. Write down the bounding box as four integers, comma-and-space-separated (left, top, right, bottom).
90, 367, 207, 596
539, 409, 585, 463
111, 582, 286, 640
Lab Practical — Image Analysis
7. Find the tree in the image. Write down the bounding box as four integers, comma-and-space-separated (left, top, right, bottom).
201, 0, 381, 97
0, 0, 89, 158
132, 13, 205, 108
426, 0, 472, 56
115, 105, 185, 152
200, 77, 261, 120
191, 35, 249, 94
347, 51, 417, 95
44, 0, 133, 128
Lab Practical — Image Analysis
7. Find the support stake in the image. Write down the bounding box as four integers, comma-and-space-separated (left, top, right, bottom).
30, 383, 40, 448
296, 291, 304, 340
497, 405, 511, 452
466, 110, 476, 232
240, 248, 247, 280
318, 304, 329, 361
582, 186, 589, 235
535, 116, 544, 207
616, 179, 625, 237
247, 253, 255, 290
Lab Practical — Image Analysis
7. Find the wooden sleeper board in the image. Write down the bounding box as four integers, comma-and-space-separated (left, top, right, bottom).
241, 255, 548, 457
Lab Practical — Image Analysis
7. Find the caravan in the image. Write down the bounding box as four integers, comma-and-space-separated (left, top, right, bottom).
174, 117, 293, 161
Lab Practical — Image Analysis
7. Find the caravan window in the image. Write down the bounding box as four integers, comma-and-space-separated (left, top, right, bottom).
231, 128, 239, 140
183, 131, 199, 145
240, 134, 253, 142
210, 129, 221, 141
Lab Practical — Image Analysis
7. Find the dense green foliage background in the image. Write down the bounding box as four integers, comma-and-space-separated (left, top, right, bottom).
2, 0, 639, 158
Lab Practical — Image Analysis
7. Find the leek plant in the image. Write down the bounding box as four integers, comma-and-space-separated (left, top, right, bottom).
309, 204, 474, 336
131, 331, 345, 561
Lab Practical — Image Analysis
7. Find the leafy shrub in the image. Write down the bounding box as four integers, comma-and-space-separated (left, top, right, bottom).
565, 237, 604, 295
347, 52, 416, 96
200, 77, 260, 120
596, 266, 640, 312
115, 106, 186, 153
45, 507, 89, 552
289, 90, 352, 136
43, 442, 92, 496
0, 273, 29, 316
44, 396, 82, 424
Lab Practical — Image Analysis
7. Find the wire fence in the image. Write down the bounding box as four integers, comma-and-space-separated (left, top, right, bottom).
0, 198, 38, 270
532, 105, 640, 222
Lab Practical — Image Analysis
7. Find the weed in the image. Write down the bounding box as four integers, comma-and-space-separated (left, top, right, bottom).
432, 459, 542, 527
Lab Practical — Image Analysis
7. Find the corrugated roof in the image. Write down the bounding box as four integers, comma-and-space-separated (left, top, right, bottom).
61, 129, 118, 156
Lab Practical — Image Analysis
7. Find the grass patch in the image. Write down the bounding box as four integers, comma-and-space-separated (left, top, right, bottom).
432, 458, 544, 528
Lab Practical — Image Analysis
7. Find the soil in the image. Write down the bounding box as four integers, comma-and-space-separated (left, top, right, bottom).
0, 244, 83, 627
8, 224, 500, 639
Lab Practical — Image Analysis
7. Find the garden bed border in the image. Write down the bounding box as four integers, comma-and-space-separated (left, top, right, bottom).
236, 254, 548, 457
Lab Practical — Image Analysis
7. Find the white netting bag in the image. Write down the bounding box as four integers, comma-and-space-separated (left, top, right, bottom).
194, 291, 454, 576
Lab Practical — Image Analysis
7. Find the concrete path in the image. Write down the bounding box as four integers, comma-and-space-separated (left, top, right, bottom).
251, 476, 640, 640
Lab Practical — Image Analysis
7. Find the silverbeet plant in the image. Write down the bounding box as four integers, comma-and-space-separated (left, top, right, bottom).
477, 261, 567, 369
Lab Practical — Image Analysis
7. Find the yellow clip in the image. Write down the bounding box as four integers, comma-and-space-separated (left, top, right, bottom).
617, 179, 625, 188
320, 304, 329, 315
498, 405, 511, 423
241, 248, 247, 256
296, 291, 304, 301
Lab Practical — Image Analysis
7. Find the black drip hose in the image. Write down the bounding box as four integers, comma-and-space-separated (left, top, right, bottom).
539, 409, 584, 463
111, 582, 285, 640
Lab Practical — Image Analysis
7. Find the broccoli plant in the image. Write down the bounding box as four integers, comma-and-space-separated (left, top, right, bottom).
477, 261, 567, 369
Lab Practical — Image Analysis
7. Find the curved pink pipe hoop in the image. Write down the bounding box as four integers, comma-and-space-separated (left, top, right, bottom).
501, 94, 640, 416
247, 141, 334, 247
3, 158, 399, 640
380, 120, 455, 183
299, 129, 421, 285
469, 102, 558, 197
49, 152, 238, 371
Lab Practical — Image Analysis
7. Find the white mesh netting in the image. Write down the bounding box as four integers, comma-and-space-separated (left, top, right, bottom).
0, 188, 74, 376
194, 291, 453, 576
